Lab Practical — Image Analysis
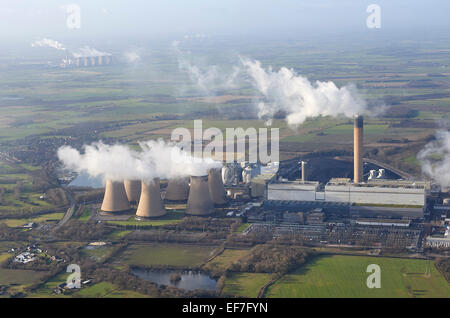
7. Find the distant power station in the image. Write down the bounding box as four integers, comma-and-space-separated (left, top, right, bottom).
61, 54, 113, 68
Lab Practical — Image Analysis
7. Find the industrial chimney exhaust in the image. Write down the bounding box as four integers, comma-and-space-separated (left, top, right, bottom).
354, 115, 364, 183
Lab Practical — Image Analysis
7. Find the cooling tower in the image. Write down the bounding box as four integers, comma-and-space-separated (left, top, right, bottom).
136, 178, 166, 219
301, 161, 308, 182
186, 175, 214, 216
208, 168, 226, 205
83, 57, 89, 67
97, 55, 103, 66
101, 179, 131, 213
124, 180, 141, 204
165, 178, 190, 202
354, 115, 364, 183
90, 56, 96, 66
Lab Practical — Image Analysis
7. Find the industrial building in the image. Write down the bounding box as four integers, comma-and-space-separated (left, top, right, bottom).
263, 115, 431, 219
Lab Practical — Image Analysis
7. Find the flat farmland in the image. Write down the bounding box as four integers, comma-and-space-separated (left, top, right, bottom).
115, 243, 221, 267
266, 255, 450, 298
221, 273, 272, 297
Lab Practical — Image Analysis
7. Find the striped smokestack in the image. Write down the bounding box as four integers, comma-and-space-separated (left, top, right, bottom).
354, 115, 363, 183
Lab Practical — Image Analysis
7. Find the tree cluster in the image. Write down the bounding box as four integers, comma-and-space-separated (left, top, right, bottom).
228, 244, 311, 274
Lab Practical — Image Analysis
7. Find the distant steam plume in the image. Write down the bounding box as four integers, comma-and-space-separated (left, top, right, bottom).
172, 40, 241, 95
240, 57, 369, 126
57, 140, 222, 183
72, 46, 111, 58
31, 38, 66, 51
417, 130, 450, 188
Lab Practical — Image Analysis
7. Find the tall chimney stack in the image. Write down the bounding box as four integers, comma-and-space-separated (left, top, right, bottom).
136, 179, 166, 219
186, 175, 214, 216
165, 178, 190, 202
301, 161, 308, 182
354, 115, 364, 183
208, 168, 226, 205
101, 179, 131, 213
124, 180, 141, 204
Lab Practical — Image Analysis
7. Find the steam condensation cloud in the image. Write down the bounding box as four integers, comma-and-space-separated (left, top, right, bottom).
57, 140, 222, 182
31, 38, 66, 51
240, 57, 368, 126
417, 130, 450, 188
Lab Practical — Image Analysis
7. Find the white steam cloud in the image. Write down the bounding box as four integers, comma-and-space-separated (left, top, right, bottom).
72, 46, 112, 58
240, 57, 368, 126
172, 41, 374, 126
172, 41, 241, 95
31, 38, 66, 51
417, 130, 450, 188
123, 50, 141, 64
57, 140, 222, 183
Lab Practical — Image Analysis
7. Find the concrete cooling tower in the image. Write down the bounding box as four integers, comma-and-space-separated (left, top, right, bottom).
136, 178, 166, 219
186, 175, 214, 216
208, 168, 226, 205
165, 178, 190, 201
124, 180, 141, 204
101, 179, 131, 213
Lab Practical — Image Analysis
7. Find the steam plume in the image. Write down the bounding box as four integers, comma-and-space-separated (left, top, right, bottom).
72, 46, 112, 58
240, 57, 368, 126
31, 38, 66, 51
57, 140, 222, 183
417, 130, 450, 188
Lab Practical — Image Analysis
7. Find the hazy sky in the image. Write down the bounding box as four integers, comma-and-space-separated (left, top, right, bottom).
0, 0, 449, 41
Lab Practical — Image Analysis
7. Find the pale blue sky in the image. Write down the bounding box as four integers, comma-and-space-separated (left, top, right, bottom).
0, 0, 448, 41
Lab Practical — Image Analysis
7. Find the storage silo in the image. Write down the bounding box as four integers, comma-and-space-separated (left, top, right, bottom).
136, 178, 166, 219
165, 177, 190, 202
208, 168, 226, 205
101, 179, 131, 213
186, 175, 214, 216
124, 180, 141, 204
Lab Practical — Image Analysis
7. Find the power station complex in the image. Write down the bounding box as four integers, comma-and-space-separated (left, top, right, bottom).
98, 115, 436, 223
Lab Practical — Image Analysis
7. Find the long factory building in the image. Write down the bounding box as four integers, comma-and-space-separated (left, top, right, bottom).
268, 178, 429, 207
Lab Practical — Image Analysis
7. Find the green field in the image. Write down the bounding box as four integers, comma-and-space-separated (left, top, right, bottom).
117, 243, 220, 267
203, 249, 251, 273
106, 212, 184, 227
0, 212, 64, 227
266, 255, 450, 298
222, 273, 272, 297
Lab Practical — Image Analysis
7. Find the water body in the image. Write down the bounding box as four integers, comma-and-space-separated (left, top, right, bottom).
131, 268, 218, 291
69, 173, 104, 188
